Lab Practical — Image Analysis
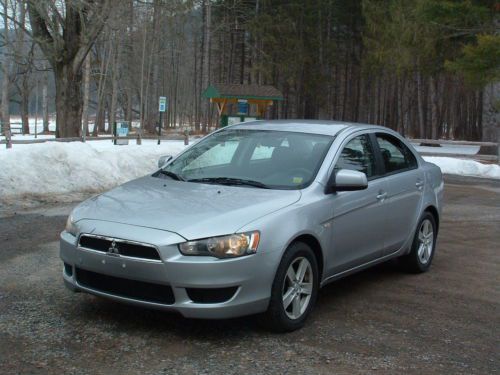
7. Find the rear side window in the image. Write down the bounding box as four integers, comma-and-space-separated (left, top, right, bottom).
375, 133, 417, 174
335, 134, 377, 178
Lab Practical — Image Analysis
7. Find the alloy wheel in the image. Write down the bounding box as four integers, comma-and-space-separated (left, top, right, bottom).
417, 219, 434, 264
282, 257, 313, 320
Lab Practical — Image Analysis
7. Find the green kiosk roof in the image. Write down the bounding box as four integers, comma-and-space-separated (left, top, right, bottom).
203, 84, 284, 101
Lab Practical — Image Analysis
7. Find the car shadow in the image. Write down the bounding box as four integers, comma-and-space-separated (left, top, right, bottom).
317, 259, 406, 302
75, 259, 408, 338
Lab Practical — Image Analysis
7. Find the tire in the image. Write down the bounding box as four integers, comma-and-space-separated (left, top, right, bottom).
264, 241, 319, 332
400, 212, 437, 273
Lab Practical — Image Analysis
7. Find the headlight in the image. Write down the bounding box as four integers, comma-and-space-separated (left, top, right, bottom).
65, 215, 78, 236
178, 231, 260, 258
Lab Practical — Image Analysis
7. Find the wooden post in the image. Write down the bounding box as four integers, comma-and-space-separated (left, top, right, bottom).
4, 123, 12, 149
136, 129, 142, 145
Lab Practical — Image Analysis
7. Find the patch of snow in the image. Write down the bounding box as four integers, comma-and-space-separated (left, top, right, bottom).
4, 117, 57, 135
0, 140, 187, 207
423, 156, 500, 180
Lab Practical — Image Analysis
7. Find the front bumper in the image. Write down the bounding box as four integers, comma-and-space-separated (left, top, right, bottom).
60, 221, 280, 319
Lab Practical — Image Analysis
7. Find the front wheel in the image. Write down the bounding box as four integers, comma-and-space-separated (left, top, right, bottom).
264, 241, 319, 332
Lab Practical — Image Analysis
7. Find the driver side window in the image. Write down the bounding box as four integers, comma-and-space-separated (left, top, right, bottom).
335, 135, 377, 178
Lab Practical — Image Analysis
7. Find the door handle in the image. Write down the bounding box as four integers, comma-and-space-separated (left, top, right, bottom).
416, 180, 424, 190
376, 192, 387, 201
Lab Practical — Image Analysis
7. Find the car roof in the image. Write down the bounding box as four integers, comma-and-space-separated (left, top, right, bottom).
230, 119, 387, 136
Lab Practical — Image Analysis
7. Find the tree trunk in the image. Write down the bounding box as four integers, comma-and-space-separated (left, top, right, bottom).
430, 76, 439, 139
1, 0, 11, 147
202, 0, 211, 133
100, 98, 108, 133
94, 104, 105, 136
42, 68, 49, 133
94, 38, 112, 136
416, 70, 425, 138
54, 64, 83, 138
20, 92, 30, 135
82, 54, 91, 138
109, 43, 120, 130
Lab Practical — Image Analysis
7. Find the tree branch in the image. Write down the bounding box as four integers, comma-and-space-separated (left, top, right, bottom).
72, 0, 113, 74
27, 0, 58, 65
0, 9, 33, 38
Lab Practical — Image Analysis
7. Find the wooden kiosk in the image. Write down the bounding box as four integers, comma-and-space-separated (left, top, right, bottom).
202, 84, 284, 127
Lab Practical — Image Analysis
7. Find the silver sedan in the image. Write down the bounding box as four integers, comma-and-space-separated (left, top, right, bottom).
61, 120, 443, 331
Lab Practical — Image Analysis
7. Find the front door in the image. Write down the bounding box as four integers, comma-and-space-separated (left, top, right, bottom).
327, 133, 387, 276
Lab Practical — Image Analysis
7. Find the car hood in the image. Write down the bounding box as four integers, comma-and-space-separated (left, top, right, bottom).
72, 175, 301, 240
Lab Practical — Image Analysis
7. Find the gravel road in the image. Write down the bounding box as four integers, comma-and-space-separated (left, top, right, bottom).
0, 175, 498, 374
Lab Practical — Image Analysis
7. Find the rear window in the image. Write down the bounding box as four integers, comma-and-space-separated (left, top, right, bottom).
376, 133, 417, 174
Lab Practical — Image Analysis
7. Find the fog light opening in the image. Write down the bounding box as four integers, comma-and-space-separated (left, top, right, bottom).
63, 262, 73, 277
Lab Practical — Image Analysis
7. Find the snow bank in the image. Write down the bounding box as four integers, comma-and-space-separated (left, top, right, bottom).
1, 140, 498, 209
412, 143, 480, 155
0, 140, 187, 206
423, 156, 500, 180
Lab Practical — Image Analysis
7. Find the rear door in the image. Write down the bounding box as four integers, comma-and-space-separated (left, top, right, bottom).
373, 133, 424, 255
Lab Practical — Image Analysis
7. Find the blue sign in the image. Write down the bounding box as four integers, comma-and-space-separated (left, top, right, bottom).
159, 96, 167, 112
237, 99, 248, 115
117, 122, 129, 137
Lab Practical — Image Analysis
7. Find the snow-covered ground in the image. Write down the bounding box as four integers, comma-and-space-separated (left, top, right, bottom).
1, 118, 198, 140
0, 140, 498, 208
0, 117, 114, 139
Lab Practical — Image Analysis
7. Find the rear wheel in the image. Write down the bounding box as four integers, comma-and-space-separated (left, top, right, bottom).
265, 241, 319, 332
400, 212, 437, 273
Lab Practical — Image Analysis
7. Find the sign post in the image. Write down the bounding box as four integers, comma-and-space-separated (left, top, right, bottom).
158, 96, 167, 145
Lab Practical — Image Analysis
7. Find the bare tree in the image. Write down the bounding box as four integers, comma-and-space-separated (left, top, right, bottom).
27, 0, 113, 138
12, 0, 38, 135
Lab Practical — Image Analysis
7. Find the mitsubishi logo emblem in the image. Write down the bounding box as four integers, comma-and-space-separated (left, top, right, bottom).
107, 240, 120, 256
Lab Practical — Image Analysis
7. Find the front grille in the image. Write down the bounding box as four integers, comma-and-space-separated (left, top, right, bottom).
186, 287, 238, 304
78, 235, 161, 261
75, 268, 175, 305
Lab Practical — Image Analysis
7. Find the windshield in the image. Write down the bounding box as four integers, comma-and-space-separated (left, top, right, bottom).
158, 129, 334, 189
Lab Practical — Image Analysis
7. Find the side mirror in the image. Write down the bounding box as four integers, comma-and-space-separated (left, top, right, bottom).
158, 155, 173, 168
325, 169, 368, 194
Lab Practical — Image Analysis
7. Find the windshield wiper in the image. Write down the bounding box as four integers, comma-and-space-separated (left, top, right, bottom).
188, 177, 270, 189
156, 169, 185, 181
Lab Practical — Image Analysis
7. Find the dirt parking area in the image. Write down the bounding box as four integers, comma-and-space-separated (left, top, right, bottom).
0, 175, 498, 374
